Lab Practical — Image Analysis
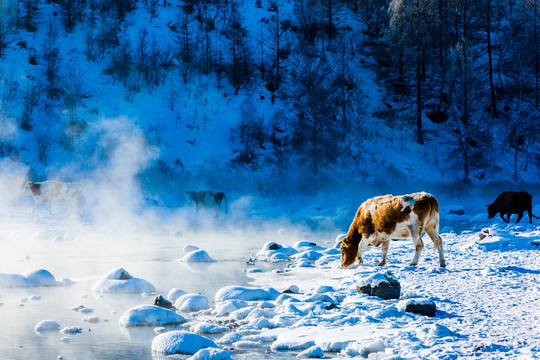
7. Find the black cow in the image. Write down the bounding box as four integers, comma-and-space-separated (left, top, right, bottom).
487, 191, 539, 223
186, 190, 228, 218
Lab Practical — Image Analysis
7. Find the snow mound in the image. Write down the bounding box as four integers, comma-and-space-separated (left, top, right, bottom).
92, 268, 155, 294
297, 346, 324, 358
151, 331, 218, 355
187, 348, 231, 360
215, 286, 281, 302
183, 244, 199, 253
292, 250, 324, 261
257, 242, 298, 260
342, 339, 386, 357
35, 320, 61, 332
61, 326, 83, 334
175, 294, 210, 312
190, 322, 230, 334
0, 269, 71, 287
179, 249, 216, 262
292, 241, 325, 252
213, 299, 249, 316
167, 288, 187, 302
119, 305, 186, 326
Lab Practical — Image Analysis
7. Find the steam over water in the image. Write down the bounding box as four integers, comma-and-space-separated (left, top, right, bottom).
0, 201, 333, 359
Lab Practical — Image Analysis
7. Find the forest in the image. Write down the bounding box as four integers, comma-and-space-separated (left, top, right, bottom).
0, 0, 538, 203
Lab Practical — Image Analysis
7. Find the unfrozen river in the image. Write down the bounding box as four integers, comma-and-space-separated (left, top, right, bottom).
0, 207, 335, 360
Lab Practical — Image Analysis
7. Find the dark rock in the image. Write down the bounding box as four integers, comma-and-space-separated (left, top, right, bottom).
448, 209, 465, 215
405, 301, 436, 317
119, 270, 132, 280
153, 295, 173, 309
268, 243, 281, 250
357, 271, 401, 300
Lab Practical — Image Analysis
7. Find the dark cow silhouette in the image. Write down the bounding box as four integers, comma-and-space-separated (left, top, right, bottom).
186, 190, 228, 218
487, 191, 539, 223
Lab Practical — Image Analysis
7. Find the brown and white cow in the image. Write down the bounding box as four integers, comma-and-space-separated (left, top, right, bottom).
186, 190, 228, 218
340, 192, 446, 268
23, 181, 83, 214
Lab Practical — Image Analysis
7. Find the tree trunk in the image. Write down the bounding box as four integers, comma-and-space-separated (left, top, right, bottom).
486, 0, 497, 116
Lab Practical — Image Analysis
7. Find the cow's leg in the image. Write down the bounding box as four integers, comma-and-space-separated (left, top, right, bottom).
425, 227, 446, 268
378, 240, 389, 266
32, 200, 38, 213
48, 202, 52, 214
356, 238, 369, 265
527, 208, 533, 223
409, 227, 424, 266
515, 212, 524, 223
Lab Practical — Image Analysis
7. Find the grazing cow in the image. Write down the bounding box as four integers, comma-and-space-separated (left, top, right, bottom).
186, 190, 228, 218
487, 191, 539, 223
340, 192, 446, 268
23, 181, 83, 214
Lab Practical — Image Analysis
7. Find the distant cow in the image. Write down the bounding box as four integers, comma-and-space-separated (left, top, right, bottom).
23, 181, 83, 214
487, 191, 539, 223
186, 190, 228, 218
340, 192, 446, 268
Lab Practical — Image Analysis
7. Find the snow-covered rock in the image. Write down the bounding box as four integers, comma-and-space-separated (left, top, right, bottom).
92, 268, 155, 294
175, 294, 210, 312
257, 242, 298, 260
357, 271, 401, 300
61, 327, 83, 334
179, 249, 216, 262
292, 250, 324, 261
187, 348, 231, 360
35, 320, 61, 332
119, 305, 186, 326
190, 322, 230, 334
184, 244, 199, 253
167, 288, 187, 302
213, 299, 249, 316
397, 298, 437, 317
297, 346, 324, 358
0, 269, 71, 287
215, 286, 281, 302
292, 241, 325, 252
151, 331, 218, 355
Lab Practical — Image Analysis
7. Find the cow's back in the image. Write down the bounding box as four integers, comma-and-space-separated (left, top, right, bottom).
499, 191, 532, 212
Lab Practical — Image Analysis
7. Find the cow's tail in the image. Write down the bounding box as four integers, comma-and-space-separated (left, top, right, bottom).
426, 195, 440, 233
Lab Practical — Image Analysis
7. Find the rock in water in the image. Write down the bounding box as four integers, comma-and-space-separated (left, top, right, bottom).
357, 271, 401, 300
153, 295, 173, 309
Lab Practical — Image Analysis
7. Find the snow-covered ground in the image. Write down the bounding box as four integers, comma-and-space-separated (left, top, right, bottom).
0, 201, 539, 359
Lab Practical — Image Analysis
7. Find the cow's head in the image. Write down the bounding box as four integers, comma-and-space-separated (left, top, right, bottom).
340, 235, 360, 267
486, 204, 496, 219
23, 181, 41, 197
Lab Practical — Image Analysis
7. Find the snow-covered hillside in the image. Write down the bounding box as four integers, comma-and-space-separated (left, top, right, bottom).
0, 0, 538, 209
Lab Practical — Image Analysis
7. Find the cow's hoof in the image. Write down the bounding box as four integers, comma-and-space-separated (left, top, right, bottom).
408, 263, 418, 267
377, 261, 386, 267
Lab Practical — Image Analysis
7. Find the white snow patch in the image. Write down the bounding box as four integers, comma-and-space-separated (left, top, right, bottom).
187, 348, 231, 360
175, 294, 210, 312
35, 320, 61, 332
92, 268, 155, 294
179, 249, 216, 262
215, 286, 281, 302
151, 331, 218, 355
167, 288, 187, 302
119, 305, 186, 326
0, 269, 71, 287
